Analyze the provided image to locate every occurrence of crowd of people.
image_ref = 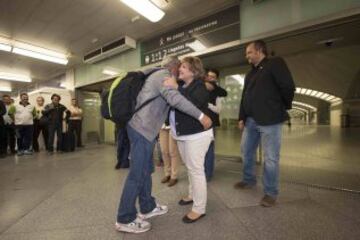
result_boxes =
[114,40,295,233]
[0,39,295,234]
[0,93,84,158]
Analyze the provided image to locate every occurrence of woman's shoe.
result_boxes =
[178,199,193,206]
[182,213,206,224]
[168,179,178,187]
[161,176,170,183]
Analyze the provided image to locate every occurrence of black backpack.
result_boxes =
[100,68,160,127]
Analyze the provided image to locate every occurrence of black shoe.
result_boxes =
[115,163,121,169]
[178,199,193,206]
[182,213,206,224]
[233,181,255,189]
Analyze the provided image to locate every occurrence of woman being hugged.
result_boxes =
[164,56,213,223]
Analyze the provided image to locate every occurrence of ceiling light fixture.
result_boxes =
[0,37,69,65]
[121,0,165,22]
[0,37,12,52]
[102,68,120,76]
[12,41,68,65]
[0,43,11,52]
[0,72,32,82]
[292,101,317,111]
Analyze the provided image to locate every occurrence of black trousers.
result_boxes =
[33,119,49,152]
[68,120,82,147]
[0,125,6,156]
[48,123,62,152]
[4,124,16,153]
[15,125,34,152]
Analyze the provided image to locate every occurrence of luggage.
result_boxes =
[60,123,75,152]
[100,68,160,126]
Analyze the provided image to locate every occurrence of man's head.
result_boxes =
[36,96,45,106]
[71,98,77,106]
[161,55,181,78]
[245,40,267,66]
[20,93,29,104]
[206,68,219,82]
[2,94,11,105]
[51,94,61,105]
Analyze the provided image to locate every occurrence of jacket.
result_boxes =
[129,68,203,142]
[173,79,211,136]
[239,57,295,125]
[42,103,69,125]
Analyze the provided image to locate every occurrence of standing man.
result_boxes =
[33,96,49,152]
[115,56,212,234]
[42,94,69,153]
[2,95,16,155]
[9,93,36,156]
[68,98,84,148]
[204,68,227,182]
[234,40,295,207]
[0,98,6,158]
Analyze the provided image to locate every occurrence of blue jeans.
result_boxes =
[116,125,157,223]
[204,141,215,181]
[116,127,130,168]
[241,118,282,197]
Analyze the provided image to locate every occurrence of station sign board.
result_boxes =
[141,5,240,66]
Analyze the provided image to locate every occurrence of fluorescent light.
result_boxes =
[0,86,11,92]
[0,43,11,52]
[305,89,312,95]
[326,95,335,101]
[186,40,207,52]
[310,90,318,96]
[296,88,301,93]
[0,72,31,82]
[0,37,12,52]
[320,93,329,100]
[315,92,323,98]
[300,88,307,94]
[293,101,317,111]
[331,98,342,103]
[102,68,119,76]
[12,47,68,65]
[121,0,165,22]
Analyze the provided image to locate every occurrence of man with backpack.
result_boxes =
[115,56,212,233]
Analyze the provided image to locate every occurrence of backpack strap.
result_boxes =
[133,68,163,114]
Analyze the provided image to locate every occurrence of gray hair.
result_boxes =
[161,55,180,69]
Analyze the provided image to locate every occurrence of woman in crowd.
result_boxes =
[164,56,213,223]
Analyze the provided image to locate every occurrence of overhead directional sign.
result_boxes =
[141,5,240,66]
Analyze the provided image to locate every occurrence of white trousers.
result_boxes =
[177,135,212,214]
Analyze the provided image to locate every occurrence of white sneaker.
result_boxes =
[138,204,168,220]
[115,217,151,233]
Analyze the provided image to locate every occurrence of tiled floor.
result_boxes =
[215,125,360,191]
[1,136,360,239]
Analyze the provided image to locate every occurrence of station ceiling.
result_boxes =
[0,0,359,99]
[0,0,237,85]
